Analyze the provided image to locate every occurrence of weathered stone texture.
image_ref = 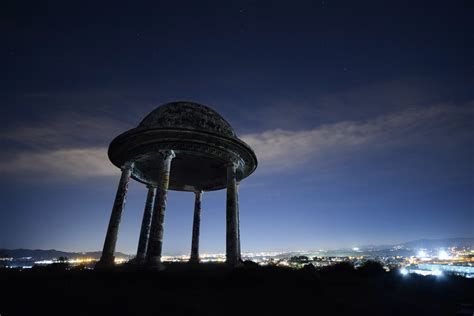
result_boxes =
[97,102,257,269]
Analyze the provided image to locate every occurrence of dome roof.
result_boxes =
[138,101,236,138]
[109,100,257,191]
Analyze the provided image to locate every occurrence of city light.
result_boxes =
[417,250,427,258]
[3,246,473,278]
[114,258,127,264]
[438,250,451,260]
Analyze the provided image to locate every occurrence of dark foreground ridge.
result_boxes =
[1,262,472,316]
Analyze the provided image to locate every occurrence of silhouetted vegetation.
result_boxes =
[320,261,355,276]
[242,260,260,268]
[357,260,386,276]
[31,257,70,272]
[0,263,472,316]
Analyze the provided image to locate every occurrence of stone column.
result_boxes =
[146,150,175,270]
[135,185,157,264]
[236,182,241,258]
[189,190,202,263]
[226,162,241,265]
[96,162,134,268]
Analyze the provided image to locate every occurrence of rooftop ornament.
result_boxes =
[96,101,257,269]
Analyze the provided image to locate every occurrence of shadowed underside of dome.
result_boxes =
[108,101,257,192]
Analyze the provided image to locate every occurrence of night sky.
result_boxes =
[1,1,473,255]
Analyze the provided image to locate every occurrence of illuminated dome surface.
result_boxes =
[138,102,236,138]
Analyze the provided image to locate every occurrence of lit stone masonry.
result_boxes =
[96,101,257,270]
[96,162,134,269]
[189,191,202,263]
[135,185,156,263]
[226,162,241,265]
[146,150,175,270]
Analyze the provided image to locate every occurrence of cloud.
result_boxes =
[241,105,473,172]
[0,112,126,179]
[234,77,456,132]
[0,147,116,178]
[0,112,132,149]
[0,104,471,180]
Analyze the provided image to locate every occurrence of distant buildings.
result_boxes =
[2,245,473,278]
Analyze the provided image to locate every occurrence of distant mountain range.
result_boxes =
[357,237,474,251]
[0,249,131,260]
[1,238,472,261]
[399,237,474,248]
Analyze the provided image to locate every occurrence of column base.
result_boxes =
[226,258,244,267]
[188,257,200,264]
[146,257,166,271]
[95,256,115,270]
[132,255,146,265]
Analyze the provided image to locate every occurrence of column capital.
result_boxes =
[160,150,176,160]
[121,161,135,171]
[225,160,242,170]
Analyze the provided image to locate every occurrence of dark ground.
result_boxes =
[0,262,472,316]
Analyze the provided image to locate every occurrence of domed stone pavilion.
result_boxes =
[96,101,258,269]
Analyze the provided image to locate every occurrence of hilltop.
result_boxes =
[0,262,473,316]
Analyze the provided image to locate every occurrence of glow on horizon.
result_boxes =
[438,250,451,260]
[417,250,427,258]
